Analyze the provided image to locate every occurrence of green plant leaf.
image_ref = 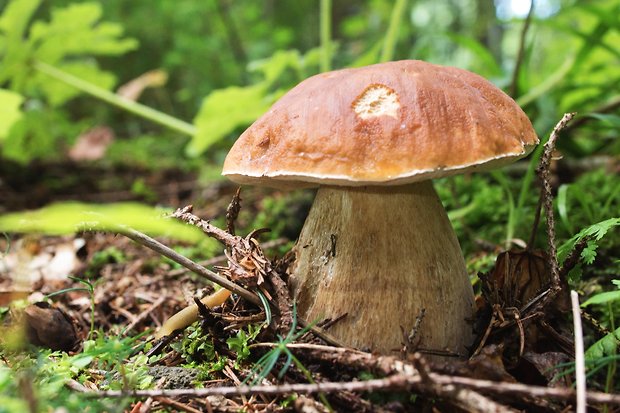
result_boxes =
[558,217,620,264]
[0,89,24,141]
[0,0,40,42]
[0,202,205,243]
[0,0,39,85]
[0,1,137,104]
[582,290,620,307]
[29,3,138,60]
[556,184,572,233]
[248,49,302,84]
[586,113,620,127]
[188,83,276,156]
[585,326,620,360]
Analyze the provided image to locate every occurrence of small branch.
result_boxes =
[226,188,242,236]
[171,205,238,247]
[509,0,536,98]
[72,372,620,406]
[559,238,588,279]
[78,375,413,398]
[166,238,289,278]
[120,228,261,306]
[538,113,575,286]
[527,112,575,314]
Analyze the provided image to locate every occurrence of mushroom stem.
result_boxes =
[290,181,475,356]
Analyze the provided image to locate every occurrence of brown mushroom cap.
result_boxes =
[223,60,538,188]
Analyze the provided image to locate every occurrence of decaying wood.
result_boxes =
[289,181,475,356]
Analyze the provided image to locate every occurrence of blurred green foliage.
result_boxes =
[0,201,205,242]
[1,0,619,160]
[0,0,137,163]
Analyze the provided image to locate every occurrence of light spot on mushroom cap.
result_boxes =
[352,84,400,120]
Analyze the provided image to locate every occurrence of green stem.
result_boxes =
[320,0,332,72]
[380,0,408,62]
[605,302,616,398]
[492,171,516,248]
[34,61,196,136]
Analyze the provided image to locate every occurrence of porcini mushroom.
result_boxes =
[222,60,538,356]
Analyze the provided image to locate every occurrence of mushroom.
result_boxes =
[222,60,538,356]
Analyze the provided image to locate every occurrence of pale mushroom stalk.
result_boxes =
[222,60,539,356]
[290,182,474,355]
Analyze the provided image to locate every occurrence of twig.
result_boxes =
[166,238,289,278]
[120,228,261,306]
[171,206,238,246]
[539,112,575,286]
[509,0,536,97]
[571,291,586,413]
[526,112,575,314]
[155,396,203,413]
[411,354,518,413]
[226,188,242,236]
[559,238,588,279]
[172,205,292,333]
[72,372,620,406]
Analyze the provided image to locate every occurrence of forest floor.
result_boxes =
[1,130,619,412]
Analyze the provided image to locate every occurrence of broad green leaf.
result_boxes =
[0,202,205,243]
[582,290,620,307]
[585,326,620,360]
[188,83,276,156]
[586,113,620,128]
[0,0,39,85]
[556,184,572,233]
[0,1,136,105]
[0,89,24,141]
[30,3,138,60]
[0,0,40,41]
[1,109,84,164]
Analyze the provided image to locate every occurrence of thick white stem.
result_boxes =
[290,181,475,356]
